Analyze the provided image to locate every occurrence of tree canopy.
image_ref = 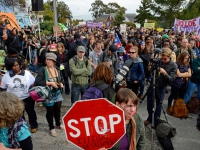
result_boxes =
[89,0,127,19]
[114,9,125,27]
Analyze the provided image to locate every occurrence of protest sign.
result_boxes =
[173,17,200,34]
[120,24,126,33]
[63,98,126,150]
[87,22,104,28]
[144,23,155,28]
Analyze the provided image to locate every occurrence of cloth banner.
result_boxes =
[173,18,200,34]
[87,22,104,28]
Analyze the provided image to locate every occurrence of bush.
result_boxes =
[40,21,54,34]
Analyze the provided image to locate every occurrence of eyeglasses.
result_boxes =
[129,52,136,54]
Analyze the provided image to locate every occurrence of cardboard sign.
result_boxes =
[53,25,62,37]
[63,99,126,150]
[144,23,155,28]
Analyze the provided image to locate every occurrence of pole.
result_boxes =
[53,0,58,26]
[36,12,41,41]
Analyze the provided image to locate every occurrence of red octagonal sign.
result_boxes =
[62,98,126,150]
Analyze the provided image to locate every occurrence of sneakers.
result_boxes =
[31,128,38,133]
[144,120,151,126]
[50,129,57,137]
[167,106,173,115]
[55,124,64,130]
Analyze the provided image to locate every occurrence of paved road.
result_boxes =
[30,85,200,150]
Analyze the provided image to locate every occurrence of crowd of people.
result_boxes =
[0,23,200,150]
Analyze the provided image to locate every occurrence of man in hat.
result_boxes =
[68,32,87,59]
[99,44,118,76]
[69,46,92,104]
[144,48,177,126]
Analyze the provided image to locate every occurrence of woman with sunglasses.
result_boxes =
[127,46,145,95]
[167,51,191,115]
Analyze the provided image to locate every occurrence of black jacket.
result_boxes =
[37,47,47,66]
[68,39,87,59]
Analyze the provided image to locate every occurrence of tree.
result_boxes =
[42,3,54,21]
[106,2,127,14]
[152,0,187,28]
[40,21,54,35]
[134,0,153,25]
[45,0,72,24]
[114,9,125,27]
[89,0,107,19]
[125,22,136,28]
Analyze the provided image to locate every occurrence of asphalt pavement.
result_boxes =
[30,84,200,150]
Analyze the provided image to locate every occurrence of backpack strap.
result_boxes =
[73,56,88,67]
[91,82,110,91]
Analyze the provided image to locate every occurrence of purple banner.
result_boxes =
[87,22,104,28]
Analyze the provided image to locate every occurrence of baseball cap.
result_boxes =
[109,45,117,53]
[77,46,86,52]
[46,53,57,61]
[117,46,124,53]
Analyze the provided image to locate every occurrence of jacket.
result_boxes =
[139,52,150,77]
[111,113,146,150]
[62,50,70,78]
[69,56,92,86]
[130,57,145,82]
[190,57,200,84]
[68,39,87,59]
[34,67,64,86]
[154,60,177,88]
[0,50,6,66]
[37,47,47,66]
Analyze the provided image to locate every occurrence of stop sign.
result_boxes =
[62,98,126,150]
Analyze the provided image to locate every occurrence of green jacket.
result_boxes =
[0,50,6,66]
[69,56,92,86]
[111,113,146,150]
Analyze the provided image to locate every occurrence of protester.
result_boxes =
[99,88,146,150]
[37,39,48,68]
[1,58,38,133]
[99,44,118,76]
[189,40,199,58]
[167,51,191,115]
[69,46,92,104]
[0,92,33,150]
[88,62,116,102]
[34,53,64,137]
[56,42,70,95]
[184,54,200,104]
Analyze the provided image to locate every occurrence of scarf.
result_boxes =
[8,117,27,148]
[129,118,136,150]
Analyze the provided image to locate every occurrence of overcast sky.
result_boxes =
[43,0,142,20]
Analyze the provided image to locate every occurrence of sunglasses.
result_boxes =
[129,52,136,54]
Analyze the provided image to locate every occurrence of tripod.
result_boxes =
[140,69,168,150]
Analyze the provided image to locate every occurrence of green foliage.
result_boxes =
[40,21,54,35]
[125,22,136,28]
[114,9,125,27]
[89,0,127,19]
[71,19,84,25]
[135,0,154,25]
[152,0,186,28]
[42,0,72,24]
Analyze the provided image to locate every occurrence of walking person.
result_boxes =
[34,53,64,137]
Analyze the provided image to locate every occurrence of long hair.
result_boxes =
[91,62,113,85]
[56,42,65,53]
[0,92,24,128]
[177,51,190,66]
[138,42,148,55]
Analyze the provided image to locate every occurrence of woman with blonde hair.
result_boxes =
[56,42,70,95]
[82,62,116,102]
[0,92,33,150]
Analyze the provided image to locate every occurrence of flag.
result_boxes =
[115,33,122,49]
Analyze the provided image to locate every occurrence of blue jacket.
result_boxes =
[130,57,145,82]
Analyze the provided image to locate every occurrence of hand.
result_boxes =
[160,68,167,75]
[133,81,138,84]
[51,82,58,88]
[98,148,107,150]
[60,83,64,88]
[198,67,200,70]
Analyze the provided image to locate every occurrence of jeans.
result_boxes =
[29,49,37,64]
[147,86,166,122]
[22,96,38,129]
[184,81,200,103]
[139,79,145,95]
[71,83,88,103]
[61,70,70,95]
[168,84,187,106]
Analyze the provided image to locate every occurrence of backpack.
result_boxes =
[172,98,189,118]
[187,97,200,114]
[155,118,177,140]
[81,82,110,100]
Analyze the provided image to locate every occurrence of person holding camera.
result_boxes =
[34,53,64,137]
[144,48,177,126]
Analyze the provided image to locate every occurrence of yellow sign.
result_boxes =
[157,28,164,32]
[144,23,155,28]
